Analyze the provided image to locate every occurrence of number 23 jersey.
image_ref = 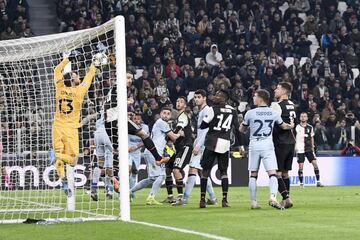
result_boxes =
[203,104,239,153]
[243,106,283,150]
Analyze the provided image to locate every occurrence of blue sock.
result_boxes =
[129,173,137,190]
[149,176,165,197]
[184,174,196,200]
[131,178,154,193]
[207,178,216,200]
[105,176,114,192]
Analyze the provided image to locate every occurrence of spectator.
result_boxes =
[206,44,222,67]
[340,140,360,156]
[334,119,350,150]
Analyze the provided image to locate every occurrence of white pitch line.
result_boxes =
[129,220,234,240]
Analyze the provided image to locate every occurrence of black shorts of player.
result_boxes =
[201,148,229,173]
[128,119,142,135]
[275,144,295,171]
[297,152,316,163]
[166,145,192,170]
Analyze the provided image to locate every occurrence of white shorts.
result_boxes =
[129,151,141,170]
[143,149,165,177]
[189,146,204,170]
[95,130,113,168]
[248,149,278,172]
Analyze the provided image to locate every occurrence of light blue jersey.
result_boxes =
[95,110,106,133]
[128,124,149,155]
[243,106,283,150]
[195,105,210,147]
[151,118,171,156]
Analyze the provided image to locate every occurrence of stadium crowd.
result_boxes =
[56,1,360,152]
[0,0,33,40]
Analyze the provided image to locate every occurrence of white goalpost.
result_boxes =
[0,16,130,224]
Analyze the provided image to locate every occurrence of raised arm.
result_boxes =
[54,58,70,86]
[79,64,97,93]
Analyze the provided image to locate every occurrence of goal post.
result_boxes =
[0,16,130,224]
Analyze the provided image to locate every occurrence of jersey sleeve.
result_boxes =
[79,64,96,94]
[271,102,282,114]
[203,107,214,123]
[274,111,284,125]
[160,120,171,133]
[243,111,251,126]
[177,112,189,129]
[310,125,315,137]
[54,58,70,88]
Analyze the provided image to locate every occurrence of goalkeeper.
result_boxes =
[49,53,99,197]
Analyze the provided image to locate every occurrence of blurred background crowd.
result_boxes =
[1,0,360,156]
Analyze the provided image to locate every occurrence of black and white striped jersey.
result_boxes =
[295,123,314,153]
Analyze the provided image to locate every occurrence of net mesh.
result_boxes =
[0,19,121,223]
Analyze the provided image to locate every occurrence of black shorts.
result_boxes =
[128,119,142,135]
[275,144,295,171]
[166,145,192,170]
[297,152,316,163]
[201,148,229,173]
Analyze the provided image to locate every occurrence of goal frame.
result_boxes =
[0,16,130,224]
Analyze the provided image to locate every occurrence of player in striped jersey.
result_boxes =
[179,90,217,205]
[295,112,324,188]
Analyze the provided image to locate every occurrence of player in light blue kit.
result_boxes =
[128,113,149,198]
[182,89,217,205]
[130,107,183,205]
[240,90,294,210]
[91,108,114,201]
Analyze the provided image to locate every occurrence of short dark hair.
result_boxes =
[161,106,172,112]
[255,89,270,104]
[217,89,230,101]
[278,82,293,94]
[177,96,187,104]
[194,89,206,97]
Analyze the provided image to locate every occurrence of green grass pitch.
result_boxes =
[1,186,360,240]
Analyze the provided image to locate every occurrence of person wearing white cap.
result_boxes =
[206,44,223,67]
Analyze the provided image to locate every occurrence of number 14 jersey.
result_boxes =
[203,104,239,153]
[243,106,283,150]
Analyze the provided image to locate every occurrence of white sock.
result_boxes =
[249,177,257,202]
[269,175,278,201]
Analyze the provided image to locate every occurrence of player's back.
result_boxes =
[271,100,296,145]
[129,124,149,154]
[245,106,282,150]
[151,118,170,156]
[205,104,238,153]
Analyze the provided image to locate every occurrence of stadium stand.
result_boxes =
[14,0,358,152]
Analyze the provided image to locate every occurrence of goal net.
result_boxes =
[0,16,130,224]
